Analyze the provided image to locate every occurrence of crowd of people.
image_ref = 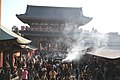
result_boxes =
[0,51,120,80]
[0,52,78,80]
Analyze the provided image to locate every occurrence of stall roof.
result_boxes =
[26,45,38,50]
[87,47,120,59]
[20,44,37,50]
[0,25,31,44]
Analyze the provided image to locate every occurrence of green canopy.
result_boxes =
[0,25,31,44]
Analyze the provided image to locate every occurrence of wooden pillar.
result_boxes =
[9,51,13,67]
[0,52,3,68]
[3,51,6,68]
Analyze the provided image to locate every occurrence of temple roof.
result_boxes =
[87,48,120,59]
[16,5,92,25]
[0,25,31,44]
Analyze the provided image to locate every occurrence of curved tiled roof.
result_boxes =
[16,5,92,25]
[87,48,120,59]
[0,25,31,44]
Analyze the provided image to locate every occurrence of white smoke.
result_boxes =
[61,24,108,62]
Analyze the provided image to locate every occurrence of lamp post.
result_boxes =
[0,0,1,24]
[0,0,3,68]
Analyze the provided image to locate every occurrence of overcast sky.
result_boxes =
[1,0,120,34]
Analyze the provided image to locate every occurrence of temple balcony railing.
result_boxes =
[19,29,81,37]
[21,27,64,32]
[19,30,63,37]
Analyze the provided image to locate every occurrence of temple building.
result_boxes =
[0,25,31,68]
[107,32,120,50]
[16,5,92,53]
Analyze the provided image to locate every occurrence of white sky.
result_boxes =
[1,0,120,33]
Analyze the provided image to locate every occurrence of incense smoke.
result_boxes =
[61,24,108,62]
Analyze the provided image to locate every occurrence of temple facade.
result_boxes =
[107,32,120,49]
[16,5,92,53]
